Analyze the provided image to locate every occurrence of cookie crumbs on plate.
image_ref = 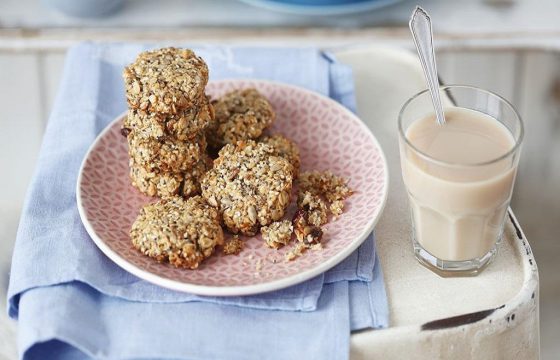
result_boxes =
[310,243,323,251]
[299,170,354,204]
[297,191,328,226]
[266,254,280,264]
[284,240,323,262]
[292,210,323,246]
[285,243,308,262]
[223,235,244,255]
[330,200,345,217]
[261,220,293,249]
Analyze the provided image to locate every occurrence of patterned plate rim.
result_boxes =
[76,79,389,296]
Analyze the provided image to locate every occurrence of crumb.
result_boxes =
[297,191,328,226]
[261,220,293,249]
[330,200,344,217]
[285,243,308,262]
[292,209,323,246]
[266,254,280,264]
[283,232,324,262]
[299,171,353,203]
[310,243,323,251]
[298,171,353,218]
[223,235,244,255]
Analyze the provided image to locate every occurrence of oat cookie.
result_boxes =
[201,140,293,236]
[181,154,213,198]
[259,134,300,177]
[127,133,207,172]
[124,47,209,114]
[130,163,183,198]
[207,89,275,147]
[130,154,212,198]
[130,196,224,269]
[261,220,293,249]
[124,95,213,141]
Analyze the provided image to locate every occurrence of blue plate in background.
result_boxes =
[237,0,404,15]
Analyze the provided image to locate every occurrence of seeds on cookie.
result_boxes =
[201,140,293,236]
[130,196,224,269]
[129,163,184,198]
[259,134,301,177]
[129,154,212,199]
[207,88,275,148]
[124,95,213,141]
[127,133,207,173]
[180,154,213,198]
[123,47,209,114]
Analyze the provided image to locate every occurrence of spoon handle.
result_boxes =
[409,6,446,125]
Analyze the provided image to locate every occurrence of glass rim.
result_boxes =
[398,85,524,168]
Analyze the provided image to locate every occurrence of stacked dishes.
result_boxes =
[122,47,213,198]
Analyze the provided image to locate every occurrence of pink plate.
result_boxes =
[77,79,388,296]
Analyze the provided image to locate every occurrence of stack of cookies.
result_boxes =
[122,47,213,198]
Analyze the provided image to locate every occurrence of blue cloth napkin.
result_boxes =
[8,43,388,359]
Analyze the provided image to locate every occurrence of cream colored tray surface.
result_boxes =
[334,46,539,360]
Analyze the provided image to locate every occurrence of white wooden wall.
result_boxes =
[1,48,559,359]
[437,50,560,360]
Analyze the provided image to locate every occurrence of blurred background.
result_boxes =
[0,0,558,359]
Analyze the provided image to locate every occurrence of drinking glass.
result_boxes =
[398,85,524,276]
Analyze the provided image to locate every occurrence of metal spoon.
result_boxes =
[409,6,446,125]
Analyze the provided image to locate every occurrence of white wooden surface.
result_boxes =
[0,37,559,360]
[1,0,560,34]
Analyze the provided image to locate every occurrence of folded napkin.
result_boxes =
[8,43,388,359]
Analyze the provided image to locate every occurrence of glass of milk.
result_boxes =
[398,85,524,276]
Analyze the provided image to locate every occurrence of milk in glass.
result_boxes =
[401,107,517,261]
